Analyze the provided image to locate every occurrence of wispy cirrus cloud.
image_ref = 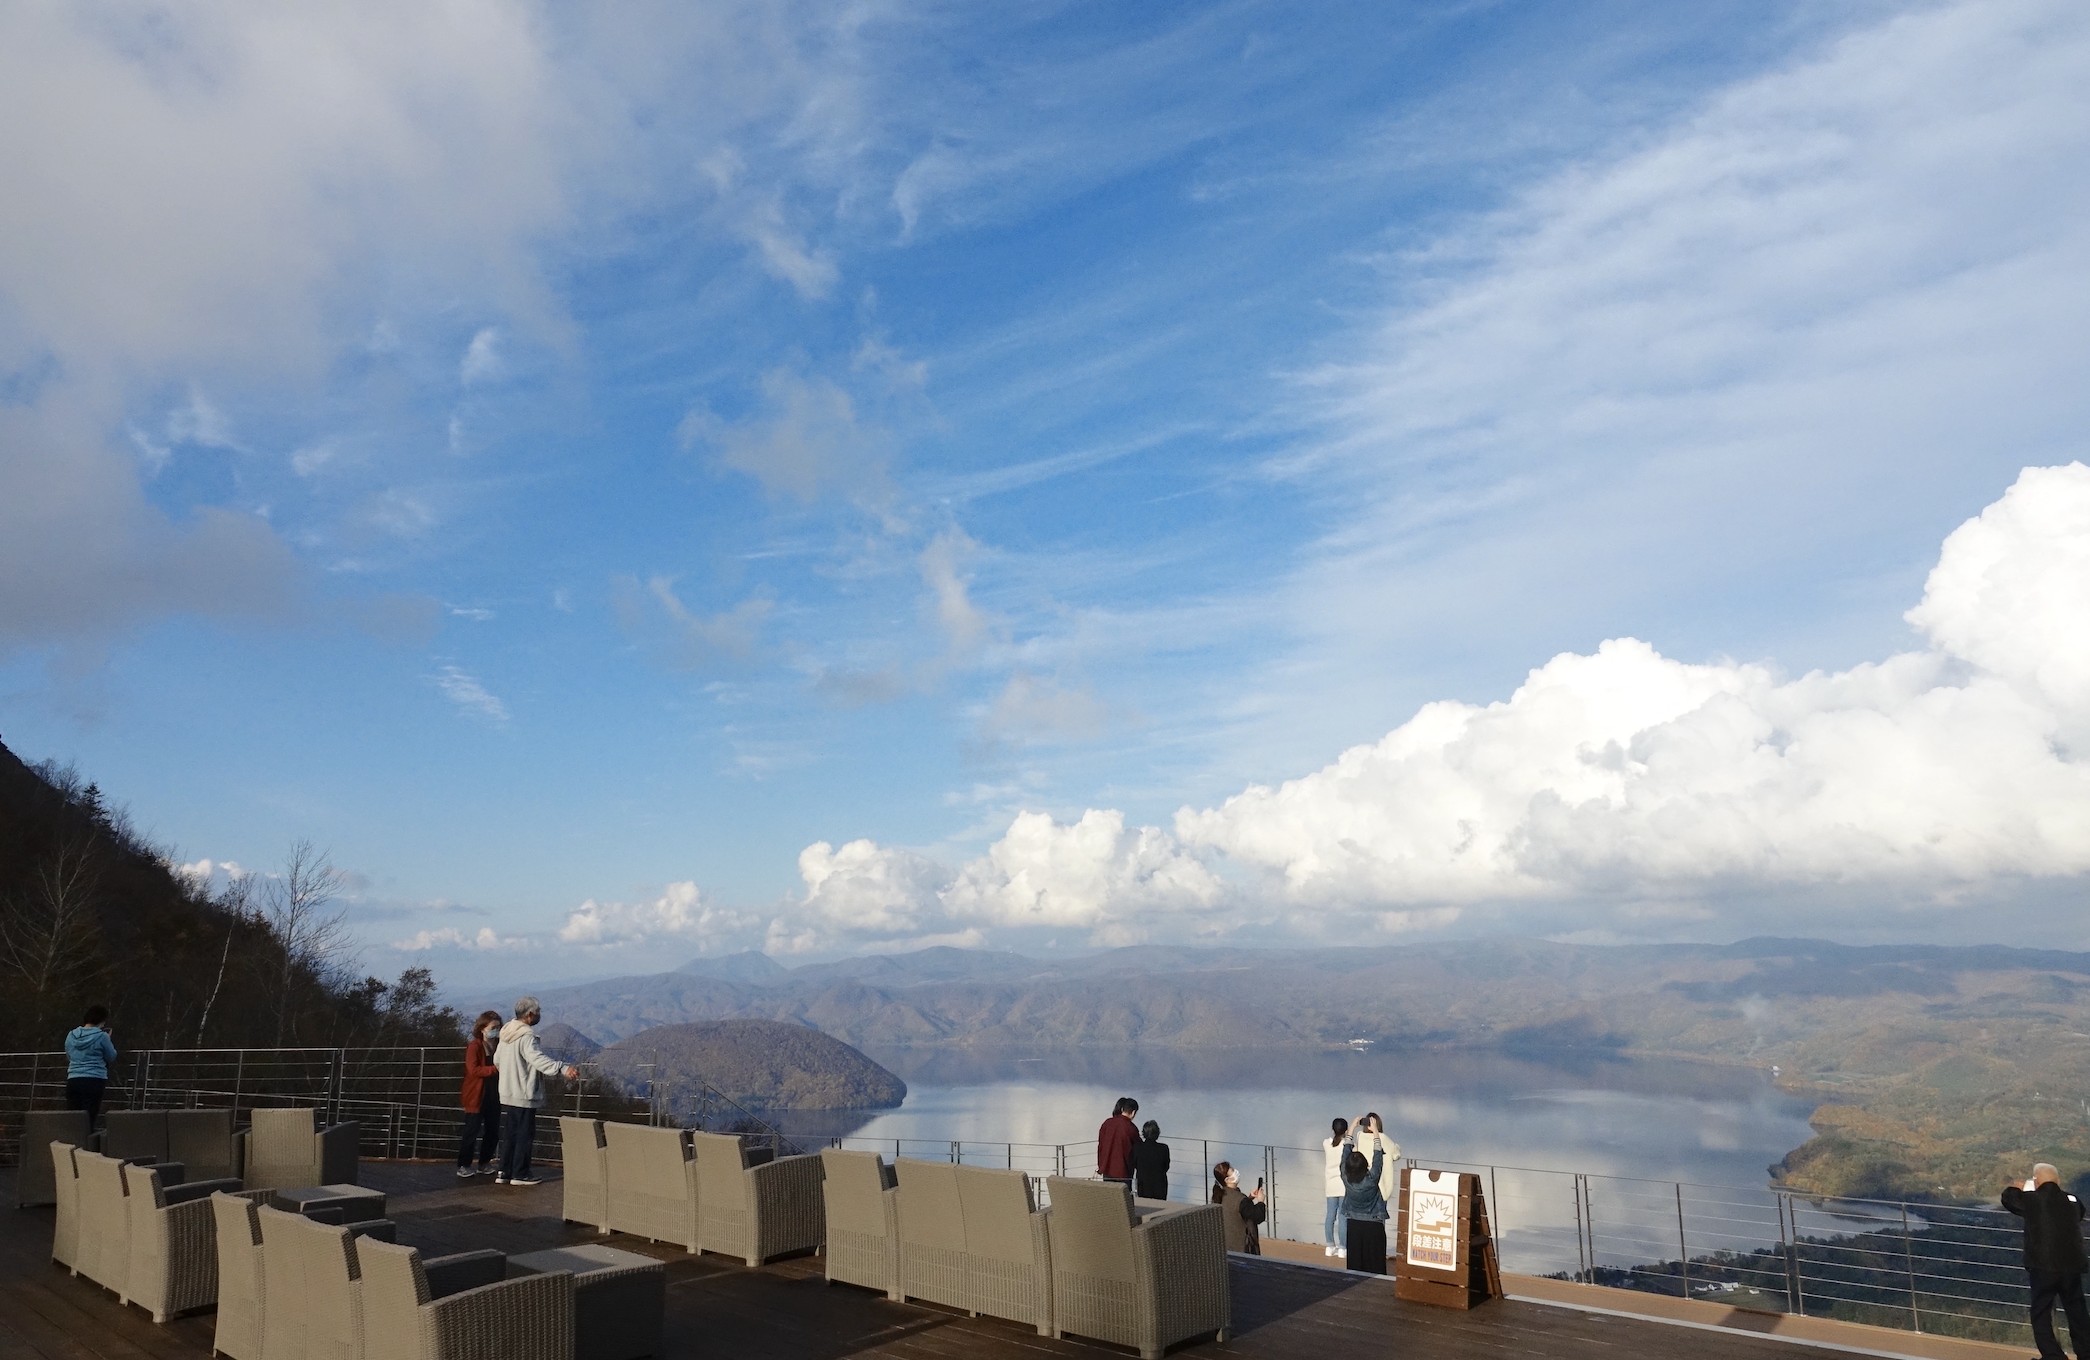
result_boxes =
[431,665,509,724]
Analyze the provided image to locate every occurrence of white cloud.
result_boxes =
[919,528,990,658]
[682,367,892,506]
[789,464,2090,946]
[1182,464,2090,908]
[459,327,504,385]
[946,809,1223,942]
[1251,0,2090,776]
[611,575,771,670]
[432,665,509,724]
[556,881,748,947]
[390,926,531,952]
[797,839,953,937]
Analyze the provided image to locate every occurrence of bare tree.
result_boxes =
[195,871,252,1046]
[262,841,351,1045]
[0,827,105,1036]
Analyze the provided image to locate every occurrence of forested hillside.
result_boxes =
[0,736,460,1052]
[597,1019,905,1111]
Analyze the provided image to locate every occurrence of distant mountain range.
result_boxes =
[490,937,2090,1200]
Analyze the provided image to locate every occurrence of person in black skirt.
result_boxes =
[1131,1119,1171,1200]
[1340,1141,1390,1273]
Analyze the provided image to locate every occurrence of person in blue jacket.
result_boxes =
[64,1005,118,1130]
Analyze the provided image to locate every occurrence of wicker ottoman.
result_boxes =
[272,1183,387,1223]
[506,1244,666,1360]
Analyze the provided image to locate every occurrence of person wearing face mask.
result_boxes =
[1210,1161,1267,1255]
[455,1010,503,1177]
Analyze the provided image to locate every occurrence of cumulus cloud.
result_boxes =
[781,464,2090,947]
[390,926,531,952]
[557,881,750,947]
[797,840,954,938]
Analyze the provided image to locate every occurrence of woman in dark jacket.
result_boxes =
[1340,1142,1390,1273]
[455,1010,502,1177]
[1131,1119,1171,1200]
[1211,1161,1267,1255]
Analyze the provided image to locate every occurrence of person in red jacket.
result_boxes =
[455,1010,503,1178]
[1097,1096,1140,1184]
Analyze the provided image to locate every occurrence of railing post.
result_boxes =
[328,1050,345,1126]
[233,1050,244,1115]
[1265,1145,1278,1240]
[1572,1174,1588,1282]
[413,1048,427,1160]
[950,1140,960,1165]
[1902,1202,1920,1331]
[1055,1144,1065,1177]
[1675,1182,1689,1297]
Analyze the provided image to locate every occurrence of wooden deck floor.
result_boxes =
[0,1163,1862,1360]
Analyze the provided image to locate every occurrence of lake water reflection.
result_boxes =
[771,1046,1822,1275]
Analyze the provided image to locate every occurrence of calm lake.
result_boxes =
[771,1046,1837,1275]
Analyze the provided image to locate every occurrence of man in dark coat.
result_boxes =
[2002,1162,2090,1360]
[1096,1096,1139,1185]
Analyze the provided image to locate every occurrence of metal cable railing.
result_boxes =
[0,1048,2043,1346]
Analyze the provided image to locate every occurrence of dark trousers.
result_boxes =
[1346,1218,1388,1275]
[498,1106,537,1180]
[2029,1269,2090,1360]
[65,1077,106,1129]
[458,1107,500,1168]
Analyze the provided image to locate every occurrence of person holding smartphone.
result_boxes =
[1210,1161,1267,1255]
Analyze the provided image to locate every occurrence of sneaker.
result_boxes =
[1336,1247,1347,1258]
[493,1176,509,1185]
[472,1165,494,1176]
[507,1176,541,1187]
[455,1167,475,1179]
[1324,1246,1337,1257]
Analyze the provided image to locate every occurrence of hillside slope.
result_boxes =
[0,736,459,1052]
[598,1019,905,1110]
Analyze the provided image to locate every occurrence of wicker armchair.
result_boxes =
[243,1107,360,1192]
[955,1164,1054,1335]
[123,1162,246,1321]
[255,1204,400,1360]
[74,1150,135,1295]
[690,1130,824,1266]
[358,1238,576,1360]
[819,1148,899,1298]
[895,1159,969,1312]
[213,1192,267,1360]
[1043,1177,1229,1360]
[600,1123,698,1252]
[50,1141,83,1271]
[18,1110,91,1207]
[559,1118,609,1232]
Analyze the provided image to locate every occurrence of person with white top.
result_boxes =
[1356,1111,1401,1201]
[492,996,577,1187]
[1322,1117,1353,1257]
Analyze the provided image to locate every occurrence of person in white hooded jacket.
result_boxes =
[493,996,576,1186]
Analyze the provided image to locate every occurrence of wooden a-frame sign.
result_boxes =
[1394,1167,1502,1310]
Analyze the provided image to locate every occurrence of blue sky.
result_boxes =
[4,0,2089,990]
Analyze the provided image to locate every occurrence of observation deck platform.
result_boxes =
[0,1162,2015,1360]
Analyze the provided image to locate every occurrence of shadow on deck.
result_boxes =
[0,1163,1866,1360]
